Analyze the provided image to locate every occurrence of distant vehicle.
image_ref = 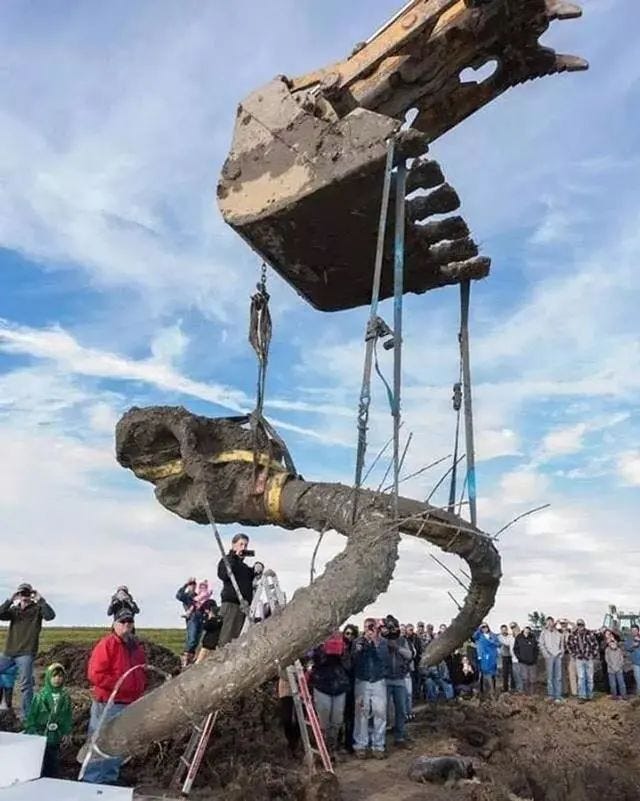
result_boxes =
[603,605,639,634]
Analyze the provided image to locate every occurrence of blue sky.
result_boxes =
[0,0,638,630]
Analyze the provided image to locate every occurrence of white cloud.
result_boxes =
[618,452,640,486]
[150,322,189,365]
[541,423,588,458]
[499,469,550,506]
[0,318,348,443]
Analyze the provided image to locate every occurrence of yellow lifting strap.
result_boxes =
[133,449,287,481]
[132,449,290,524]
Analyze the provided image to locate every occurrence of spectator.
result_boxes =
[624,625,640,695]
[195,600,223,663]
[453,654,478,699]
[352,618,387,759]
[567,619,599,702]
[381,615,412,749]
[0,661,17,711]
[604,633,627,700]
[176,578,202,668]
[404,623,420,719]
[0,583,55,719]
[509,622,523,692]
[473,623,500,695]
[106,586,140,620]
[424,660,454,702]
[277,669,300,756]
[559,619,577,697]
[498,624,515,693]
[514,625,538,695]
[310,633,350,754]
[341,624,358,754]
[217,533,256,647]
[24,663,72,778]
[82,609,146,785]
[194,580,213,609]
[539,616,563,702]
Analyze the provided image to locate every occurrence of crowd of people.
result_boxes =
[290,614,640,760]
[2,536,640,782]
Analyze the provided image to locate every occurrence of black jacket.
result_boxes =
[202,616,223,650]
[107,595,140,618]
[217,554,255,604]
[514,633,539,666]
[311,648,350,697]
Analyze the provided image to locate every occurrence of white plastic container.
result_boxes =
[0,732,46,788]
[0,778,133,800]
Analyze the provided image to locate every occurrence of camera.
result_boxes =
[380,614,400,639]
[244,549,255,558]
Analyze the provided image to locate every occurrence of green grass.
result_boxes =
[36,627,185,655]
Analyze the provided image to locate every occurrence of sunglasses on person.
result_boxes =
[118,618,134,624]
[344,631,355,637]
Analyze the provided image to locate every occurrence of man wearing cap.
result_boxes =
[567,618,599,701]
[217,533,256,647]
[82,609,146,784]
[0,582,55,719]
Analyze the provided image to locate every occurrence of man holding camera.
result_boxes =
[217,533,256,648]
[380,615,412,749]
[352,617,388,758]
[0,582,56,719]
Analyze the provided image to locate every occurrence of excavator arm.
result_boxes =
[290,0,585,141]
[218,0,586,311]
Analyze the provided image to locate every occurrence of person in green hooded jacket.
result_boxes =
[24,662,73,778]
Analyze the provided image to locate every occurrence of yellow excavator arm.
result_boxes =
[218,0,586,311]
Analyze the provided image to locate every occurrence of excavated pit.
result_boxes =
[3,645,639,801]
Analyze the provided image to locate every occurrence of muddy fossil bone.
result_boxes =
[217,0,586,311]
[92,406,501,758]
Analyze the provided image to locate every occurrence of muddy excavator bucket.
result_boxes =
[218,0,586,311]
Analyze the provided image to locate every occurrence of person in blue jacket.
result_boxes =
[624,624,640,695]
[473,622,500,695]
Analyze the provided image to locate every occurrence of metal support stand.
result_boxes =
[392,160,407,518]
[459,280,477,527]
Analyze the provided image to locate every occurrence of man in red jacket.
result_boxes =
[82,609,146,785]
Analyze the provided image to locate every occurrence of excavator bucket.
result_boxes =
[218,0,586,311]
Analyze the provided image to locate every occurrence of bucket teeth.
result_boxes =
[414,217,470,246]
[406,159,445,194]
[554,53,589,73]
[407,184,460,222]
[546,0,583,21]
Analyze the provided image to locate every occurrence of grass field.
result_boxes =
[36,627,185,654]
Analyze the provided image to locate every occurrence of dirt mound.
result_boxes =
[36,639,180,689]
[340,695,640,801]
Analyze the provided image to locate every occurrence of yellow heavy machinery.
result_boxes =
[217,0,586,311]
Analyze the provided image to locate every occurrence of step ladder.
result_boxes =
[286,660,333,774]
[244,568,287,631]
[171,710,219,797]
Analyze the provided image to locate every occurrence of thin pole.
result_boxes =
[392,160,407,517]
[354,140,396,496]
[459,280,477,527]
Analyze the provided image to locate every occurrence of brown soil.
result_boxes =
[5,643,640,800]
[339,695,640,801]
